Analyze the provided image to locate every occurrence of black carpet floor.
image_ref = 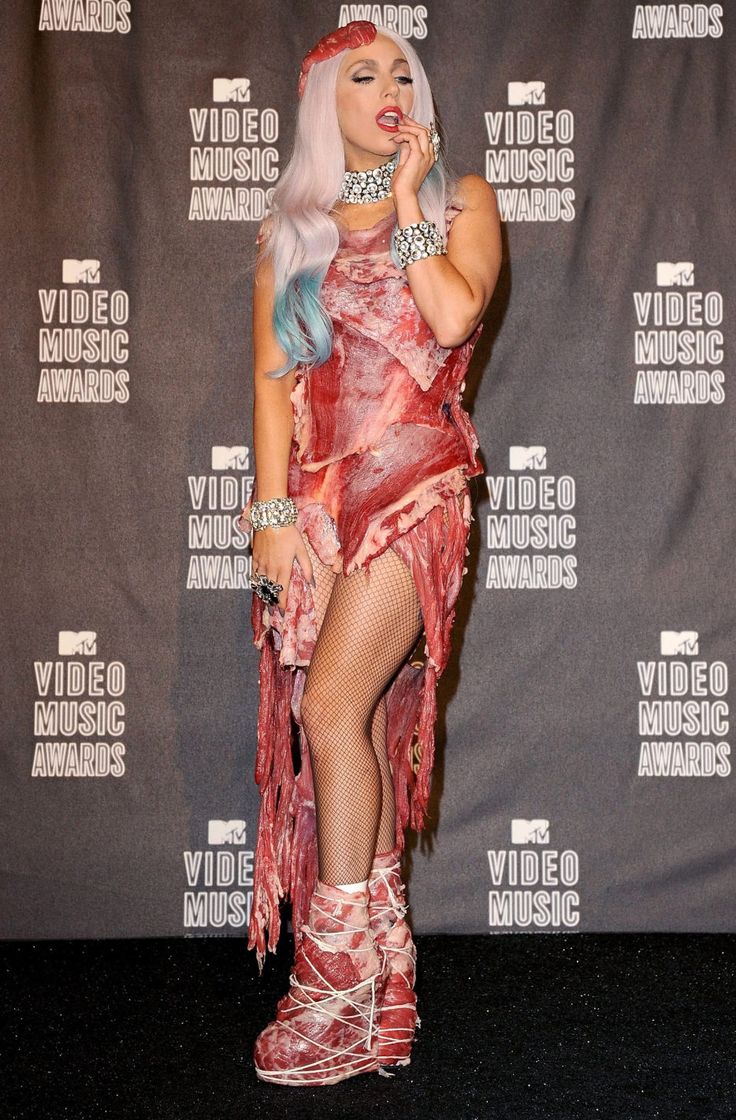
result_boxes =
[4,933,735,1120]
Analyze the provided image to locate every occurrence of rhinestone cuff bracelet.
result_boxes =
[394,219,447,270]
[249,496,298,532]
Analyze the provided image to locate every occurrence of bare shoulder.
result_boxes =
[453,173,498,215]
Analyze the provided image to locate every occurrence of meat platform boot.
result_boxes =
[368,847,421,1073]
[253,879,387,1086]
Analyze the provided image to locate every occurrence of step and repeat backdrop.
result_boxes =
[1,2,733,940]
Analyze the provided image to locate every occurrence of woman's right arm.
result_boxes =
[250,231,315,612]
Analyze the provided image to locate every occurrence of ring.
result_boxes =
[249,570,284,606]
[428,122,440,160]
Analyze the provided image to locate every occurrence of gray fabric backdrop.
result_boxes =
[1,2,733,940]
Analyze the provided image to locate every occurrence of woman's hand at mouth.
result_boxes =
[389,114,436,202]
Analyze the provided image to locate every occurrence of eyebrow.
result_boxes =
[347,58,409,71]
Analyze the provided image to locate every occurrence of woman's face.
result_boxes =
[336,33,415,170]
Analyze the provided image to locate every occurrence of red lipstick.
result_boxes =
[375,105,403,132]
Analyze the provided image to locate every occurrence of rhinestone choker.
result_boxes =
[338,154,398,204]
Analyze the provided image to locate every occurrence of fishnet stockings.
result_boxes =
[299,536,424,886]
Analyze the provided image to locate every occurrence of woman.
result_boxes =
[238,20,501,1085]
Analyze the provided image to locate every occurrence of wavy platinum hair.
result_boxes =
[251,25,461,379]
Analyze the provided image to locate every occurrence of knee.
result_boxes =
[300,679,370,756]
[300,676,331,748]
[300,680,340,747]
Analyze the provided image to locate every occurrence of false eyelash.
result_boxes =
[352,75,414,84]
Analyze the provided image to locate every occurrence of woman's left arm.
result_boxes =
[395,173,502,349]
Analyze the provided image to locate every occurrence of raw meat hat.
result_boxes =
[298,20,377,99]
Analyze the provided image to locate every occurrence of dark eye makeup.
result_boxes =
[352,75,413,85]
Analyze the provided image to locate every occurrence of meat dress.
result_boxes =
[238,198,484,972]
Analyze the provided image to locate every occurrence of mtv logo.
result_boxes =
[208,819,247,845]
[660,630,698,656]
[511,818,549,844]
[62,259,100,284]
[508,81,545,106]
[211,445,248,471]
[509,445,546,470]
[656,261,694,287]
[58,630,97,656]
[212,78,250,102]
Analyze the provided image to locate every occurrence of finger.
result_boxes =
[414,126,430,157]
[395,117,431,144]
[404,118,433,156]
[395,130,428,165]
[295,541,316,588]
[391,123,424,141]
[391,128,421,152]
[392,137,411,167]
[276,569,289,613]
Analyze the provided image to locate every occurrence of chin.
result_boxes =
[344,134,396,164]
[372,140,397,157]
